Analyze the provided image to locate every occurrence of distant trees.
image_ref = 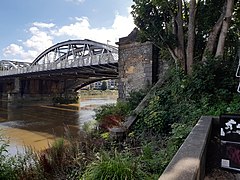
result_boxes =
[101,81,107,91]
[131,0,240,75]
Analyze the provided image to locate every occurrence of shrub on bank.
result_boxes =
[94,89,148,132]
[0,134,17,179]
[95,102,132,131]
[0,131,108,180]
[81,151,145,180]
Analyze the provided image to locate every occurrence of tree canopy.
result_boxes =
[131,0,240,74]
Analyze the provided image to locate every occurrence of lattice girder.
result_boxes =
[31,39,118,66]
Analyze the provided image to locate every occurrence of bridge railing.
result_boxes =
[0,53,118,77]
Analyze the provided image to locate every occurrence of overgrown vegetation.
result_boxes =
[94,89,148,131]
[92,54,240,178]
[0,134,16,180]
[82,150,146,180]
[135,57,240,134]
[0,131,107,180]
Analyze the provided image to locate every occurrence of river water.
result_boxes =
[0,94,117,155]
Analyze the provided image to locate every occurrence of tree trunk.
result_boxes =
[186,0,197,75]
[215,0,234,57]
[202,3,226,61]
[176,0,186,72]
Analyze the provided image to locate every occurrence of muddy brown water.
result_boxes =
[0,95,117,155]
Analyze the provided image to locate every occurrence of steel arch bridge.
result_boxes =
[0,39,118,79]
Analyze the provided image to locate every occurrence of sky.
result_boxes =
[0,0,135,62]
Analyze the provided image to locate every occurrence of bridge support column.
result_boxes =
[8,77,21,101]
[117,29,160,100]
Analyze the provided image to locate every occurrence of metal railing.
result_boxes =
[0,53,118,77]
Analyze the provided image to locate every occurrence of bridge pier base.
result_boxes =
[0,78,79,104]
[3,77,22,102]
[7,93,21,101]
[117,29,160,100]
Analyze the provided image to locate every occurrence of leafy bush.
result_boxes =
[35,133,105,179]
[136,95,172,134]
[81,151,145,180]
[127,88,149,110]
[0,134,18,180]
[95,102,132,131]
[94,88,148,132]
[134,56,239,135]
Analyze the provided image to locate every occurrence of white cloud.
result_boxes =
[55,11,135,44]
[65,0,85,4]
[3,23,54,62]
[112,11,135,42]
[3,44,24,57]
[24,26,53,52]
[55,17,90,38]
[3,44,38,62]
[2,6,135,62]
[33,22,55,29]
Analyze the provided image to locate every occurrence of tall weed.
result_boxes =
[81,151,145,180]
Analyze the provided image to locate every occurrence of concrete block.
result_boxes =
[159,116,213,180]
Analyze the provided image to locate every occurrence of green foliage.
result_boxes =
[132,0,178,47]
[0,132,49,179]
[94,87,147,132]
[0,134,18,180]
[100,132,110,140]
[0,130,109,180]
[134,56,239,135]
[81,151,145,180]
[94,102,132,131]
[167,123,192,151]
[127,88,148,110]
[82,121,97,133]
[187,57,237,102]
[95,102,131,122]
[128,55,240,176]
[132,0,240,61]
[11,149,46,180]
[139,142,167,176]
[136,95,170,133]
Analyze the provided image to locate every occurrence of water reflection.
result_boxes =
[0,94,117,154]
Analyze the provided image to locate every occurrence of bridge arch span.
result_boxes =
[31,39,118,66]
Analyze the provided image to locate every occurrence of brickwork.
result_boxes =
[118,40,159,99]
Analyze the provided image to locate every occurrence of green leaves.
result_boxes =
[0,133,17,180]
[81,151,145,180]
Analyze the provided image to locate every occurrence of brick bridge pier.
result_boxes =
[117,28,167,100]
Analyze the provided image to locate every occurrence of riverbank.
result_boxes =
[79,89,118,97]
